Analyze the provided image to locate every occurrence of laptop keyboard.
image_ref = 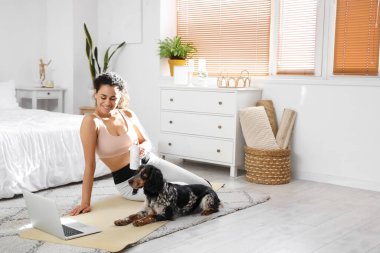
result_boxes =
[62,225,83,237]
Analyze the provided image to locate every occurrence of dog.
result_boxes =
[114,164,221,227]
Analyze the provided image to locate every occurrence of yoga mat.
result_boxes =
[19,183,224,252]
[256,100,278,136]
[239,106,279,149]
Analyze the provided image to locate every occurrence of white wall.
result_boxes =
[73,0,98,114]
[111,0,161,153]
[46,0,74,113]
[0,0,46,85]
[0,0,96,113]
[256,79,380,192]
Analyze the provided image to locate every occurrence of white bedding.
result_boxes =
[0,108,110,199]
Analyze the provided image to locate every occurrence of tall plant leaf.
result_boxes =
[103,47,111,72]
[90,58,96,82]
[108,42,126,61]
[84,23,126,81]
[85,39,91,58]
[84,23,93,50]
[94,47,101,74]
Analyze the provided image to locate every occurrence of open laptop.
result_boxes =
[23,190,101,240]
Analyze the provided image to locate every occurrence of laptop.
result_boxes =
[23,190,101,240]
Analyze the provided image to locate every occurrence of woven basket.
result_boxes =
[244,146,291,185]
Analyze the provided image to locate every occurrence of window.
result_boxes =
[276,0,320,75]
[175,0,380,79]
[333,0,380,75]
[177,0,271,76]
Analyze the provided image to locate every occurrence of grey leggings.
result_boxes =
[115,153,209,201]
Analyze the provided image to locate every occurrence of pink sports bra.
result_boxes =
[93,110,138,159]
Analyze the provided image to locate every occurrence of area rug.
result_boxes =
[0,177,269,253]
[130,187,270,248]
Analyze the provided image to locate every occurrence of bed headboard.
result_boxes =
[0,80,20,109]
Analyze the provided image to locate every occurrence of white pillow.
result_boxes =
[0,80,20,109]
[239,106,279,150]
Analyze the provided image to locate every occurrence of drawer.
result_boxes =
[159,133,233,164]
[161,90,235,115]
[35,90,61,99]
[161,111,235,138]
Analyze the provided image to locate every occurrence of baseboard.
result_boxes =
[295,171,380,192]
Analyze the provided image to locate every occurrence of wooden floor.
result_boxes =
[126,159,380,253]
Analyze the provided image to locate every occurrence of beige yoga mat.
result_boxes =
[19,183,224,252]
[256,100,278,136]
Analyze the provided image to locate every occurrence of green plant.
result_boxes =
[159,36,197,60]
[84,23,126,82]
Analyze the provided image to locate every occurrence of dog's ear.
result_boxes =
[143,165,165,196]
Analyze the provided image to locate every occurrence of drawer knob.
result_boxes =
[218,125,222,129]
[170,98,174,102]
[218,101,222,105]
[169,120,173,124]
[47,92,50,95]
[217,149,221,153]
[168,142,172,146]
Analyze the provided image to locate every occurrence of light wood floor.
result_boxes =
[126,159,380,253]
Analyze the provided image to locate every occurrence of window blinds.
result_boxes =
[276,0,319,75]
[334,0,380,75]
[177,0,271,76]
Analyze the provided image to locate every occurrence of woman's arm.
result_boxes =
[69,115,98,216]
[125,109,152,156]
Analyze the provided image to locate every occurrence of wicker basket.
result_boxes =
[244,146,291,185]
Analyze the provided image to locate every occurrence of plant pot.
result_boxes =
[168,59,186,76]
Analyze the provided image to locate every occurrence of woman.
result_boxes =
[69,72,209,216]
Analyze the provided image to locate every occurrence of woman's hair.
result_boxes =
[94,72,129,108]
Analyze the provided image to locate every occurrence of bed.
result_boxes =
[0,80,109,199]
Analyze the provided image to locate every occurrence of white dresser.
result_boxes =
[159,86,262,177]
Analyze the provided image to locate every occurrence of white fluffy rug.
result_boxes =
[0,176,269,253]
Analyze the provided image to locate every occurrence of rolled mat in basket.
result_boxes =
[244,146,291,185]
[256,100,278,136]
[239,106,279,150]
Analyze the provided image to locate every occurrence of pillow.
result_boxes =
[239,106,279,150]
[0,80,20,109]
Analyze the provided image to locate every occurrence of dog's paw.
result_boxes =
[201,209,218,216]
[133,219,146,227]
[114,218,131,226]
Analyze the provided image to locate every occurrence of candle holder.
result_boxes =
[217,70,251,88]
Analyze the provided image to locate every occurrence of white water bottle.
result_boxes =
[130,142,140,170]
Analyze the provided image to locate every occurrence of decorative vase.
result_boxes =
[168,59,186,76]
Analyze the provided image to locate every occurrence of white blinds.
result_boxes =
[177,0,271,76]
[334,0,380,75]
[277,0,318,75]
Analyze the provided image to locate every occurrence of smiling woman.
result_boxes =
[69,72,211,217]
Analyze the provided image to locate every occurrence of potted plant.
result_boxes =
[84,23,126,85]
[159,36,197,76]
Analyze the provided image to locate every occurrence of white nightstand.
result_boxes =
[16,87,65,112]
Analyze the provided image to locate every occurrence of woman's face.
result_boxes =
[94,84,121,114]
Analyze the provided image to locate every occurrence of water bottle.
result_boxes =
[130,142,140,170]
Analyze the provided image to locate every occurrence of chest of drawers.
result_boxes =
[159,86,262,177]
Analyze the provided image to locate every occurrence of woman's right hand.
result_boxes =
[69,204,91,216]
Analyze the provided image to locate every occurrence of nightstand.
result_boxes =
[16,87,65,112]
[79,106,96,115]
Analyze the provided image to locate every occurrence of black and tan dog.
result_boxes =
[114,164,221,227]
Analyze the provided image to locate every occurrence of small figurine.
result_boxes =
[39,59,52,84]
